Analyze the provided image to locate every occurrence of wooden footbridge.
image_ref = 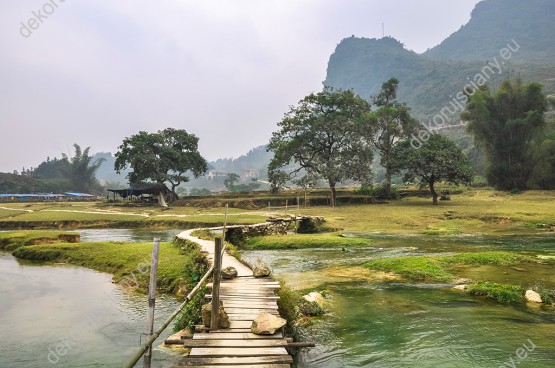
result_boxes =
[123,222,313,368]
[175,229,300,367]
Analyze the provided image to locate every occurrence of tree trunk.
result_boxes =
[429,180,438,205]
[385,148,392,199]
[329,181,337,207]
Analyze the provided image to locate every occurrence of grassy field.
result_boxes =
[0,201,266,228]
[2,189,555,234]
[295,189,555,235]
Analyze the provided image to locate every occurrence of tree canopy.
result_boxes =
[114,128,208,202]
[267,88,374,205]
[61,144,104,193]
[392,133,474,204]
[365,77,419,198]
[461,79,547,190]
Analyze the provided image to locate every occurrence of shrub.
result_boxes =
[466,282,525,303]
[354,185,399,199]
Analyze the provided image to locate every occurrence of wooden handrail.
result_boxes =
[123,263,214,368]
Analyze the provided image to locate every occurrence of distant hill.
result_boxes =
[324,0,555,121]
[424,0,555,62]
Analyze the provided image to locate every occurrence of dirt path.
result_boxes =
[176,229,252,277]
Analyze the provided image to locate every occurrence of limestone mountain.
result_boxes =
[424,0,555,62]
[324,0,555,121]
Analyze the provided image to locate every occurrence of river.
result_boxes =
[1,230,554,367]
[241,234,555,368]
[0,229,183,368]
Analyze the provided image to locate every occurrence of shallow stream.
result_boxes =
[241,233,555,367]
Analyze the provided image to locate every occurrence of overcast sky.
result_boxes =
[0,0,481,173]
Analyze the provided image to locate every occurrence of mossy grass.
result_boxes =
[0,230,79,251]
[13,238,209,294]
[363,251,537,282]
[243,233,370,250]
[466,282,525,303]
[364,256,453,281]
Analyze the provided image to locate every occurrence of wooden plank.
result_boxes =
[193,332,283,340]
[222,302,278,308]
[178,355,293,365]
[178,364,289,368]
[225,308,280,315]
[189,347,289,357]
[206,279,279,288]
[184,339,291,348]
[228,321,255,329]
[209,283,280,288]
[227,314,276,321]
[207,328,253,333]
[220,290,277,295]
[208,295,280,300]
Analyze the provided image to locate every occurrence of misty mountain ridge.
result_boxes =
[324,0,555,121]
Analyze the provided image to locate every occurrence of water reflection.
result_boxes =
[79,229,181,243]
[0,252,182,368]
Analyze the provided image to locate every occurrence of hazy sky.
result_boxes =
[0,0,481,173]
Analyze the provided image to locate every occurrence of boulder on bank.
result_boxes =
[253,265,271,278]
[525,289,542,303]
[297,291,326,316]
[221,266,238,279]
[251,312,286,335]
[201,302,230,329]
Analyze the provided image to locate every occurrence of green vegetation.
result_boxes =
[364,256,452,281]
[462,79,550,190]
[244,233,370,250]
[114,128,208,202]
[466,282,525,303]
[0,230,79,251]
[365,77,419,197]
[267,88,374,204]
[61,144,105,194]
[363,251,535,282]
[424,0,555,63]
[2,144,104,194]
[173,287,206,331]
[392,133,474,204]
[13,238,209,294]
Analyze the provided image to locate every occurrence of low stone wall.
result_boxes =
[224,216,326,244]
[225,221,290,245]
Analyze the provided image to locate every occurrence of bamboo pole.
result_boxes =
[123,264,214,368]
[143,239,160,368]
[210,238,223,331]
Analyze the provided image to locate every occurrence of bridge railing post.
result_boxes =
[210,237,223,330]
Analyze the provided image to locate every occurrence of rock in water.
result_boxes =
[253,265,271,278]
[251,312,286,335]
[525,290,542,303]
[221,266,238,279]
[201,302,230,329]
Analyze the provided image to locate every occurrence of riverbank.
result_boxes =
[1,230,208,295]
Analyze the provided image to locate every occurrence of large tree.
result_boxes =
[461,79,547,190]
[392,133,473,205]
[365,78,419,198]
[267,88,374,205]
[61,144,105,193]
[114,128,208,202]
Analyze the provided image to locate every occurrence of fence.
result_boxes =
[123,253,214,368]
